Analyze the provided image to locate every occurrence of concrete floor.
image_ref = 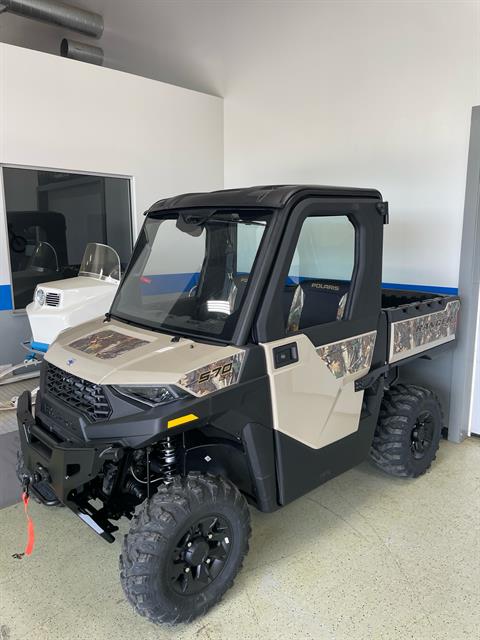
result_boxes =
[0,377,38,435]
[0,378,39,509]
[0,439,479,640]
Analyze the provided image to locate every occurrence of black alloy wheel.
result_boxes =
[410,411,435,459]
[169,515,233,595]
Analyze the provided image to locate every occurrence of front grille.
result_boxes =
[45,292,61,307]
[45,363,111,422]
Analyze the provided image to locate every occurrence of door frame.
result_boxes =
[255,196,384,346]
[450,106,480,440]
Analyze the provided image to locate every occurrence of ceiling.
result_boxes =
[0,0,416,98]
[0,0,250,96]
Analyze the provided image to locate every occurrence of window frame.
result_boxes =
[284,211,359,337]
[0,164,135,312]
[255,197,382,346]
[284,213,357,332]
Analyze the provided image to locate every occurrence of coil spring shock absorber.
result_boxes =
[151,436,178,484]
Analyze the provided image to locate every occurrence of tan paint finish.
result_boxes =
[47,317,244,391]
[262,332,376,449]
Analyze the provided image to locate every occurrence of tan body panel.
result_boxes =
[262,331,376,449]
[46,317,245,392]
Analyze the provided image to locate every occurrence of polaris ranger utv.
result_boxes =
[16,185,460,624]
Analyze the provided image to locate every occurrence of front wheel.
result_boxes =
[120,472,251,625]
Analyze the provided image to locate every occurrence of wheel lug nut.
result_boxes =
[206,558,211,564]
[207,534,212,539]
[187,542,192,547]
[184,567,190,573]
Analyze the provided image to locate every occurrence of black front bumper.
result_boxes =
[17,390,118,542]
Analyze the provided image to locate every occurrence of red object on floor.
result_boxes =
[22,492,35,556]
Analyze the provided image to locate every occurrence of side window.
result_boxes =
[233,221,268,309]
[286,215,355,333]
[237,222,266,276]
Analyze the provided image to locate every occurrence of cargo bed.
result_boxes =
[381,289,460,365]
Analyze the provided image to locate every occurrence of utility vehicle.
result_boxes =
[16,185,460,624]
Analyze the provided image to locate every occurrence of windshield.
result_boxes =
[110,210,272,341]
[27,241,59,272]
[79,243,121,282]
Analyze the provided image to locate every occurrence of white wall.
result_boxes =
[222,1,480,289]
[1,2,477,288]
[0,43,223,365]
[0,42,223,290]
[2,1,477,291]
[23,0,470,291]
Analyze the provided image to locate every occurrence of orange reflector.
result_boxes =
[167,413,198,429]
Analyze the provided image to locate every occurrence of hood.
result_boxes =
[45,317,244,389]
[37,275,117,292]
[31,276,117,311]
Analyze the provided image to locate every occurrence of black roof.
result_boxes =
[147,184,382,213]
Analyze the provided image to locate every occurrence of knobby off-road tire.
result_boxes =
[370,384,443,478]
[120,472,251,625]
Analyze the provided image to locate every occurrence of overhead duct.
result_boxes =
[0,0,103,39]
[61,38,103,65]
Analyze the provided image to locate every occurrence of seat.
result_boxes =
[286,279,350,332]
[199,274,250,318]
[282,286,297,323]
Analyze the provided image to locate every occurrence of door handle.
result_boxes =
[273,342,298,369]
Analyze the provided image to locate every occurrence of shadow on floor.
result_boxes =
[0,430,20,508]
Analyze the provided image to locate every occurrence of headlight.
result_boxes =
[112,384,190,406]
[35,288,46,306]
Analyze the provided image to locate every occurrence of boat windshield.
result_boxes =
[79,243,121,282]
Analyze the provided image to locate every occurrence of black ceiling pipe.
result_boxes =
[0,0,103,38]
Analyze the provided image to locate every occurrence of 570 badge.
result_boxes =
[178,352,245,396]
[197,362,233,384]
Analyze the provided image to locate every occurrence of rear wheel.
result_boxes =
[370,384,443,477]
[120,472,251,624]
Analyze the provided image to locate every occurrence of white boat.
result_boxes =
[0,243,121,408]
[27,243,121,350]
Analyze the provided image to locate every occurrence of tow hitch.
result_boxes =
[28,463,61,507]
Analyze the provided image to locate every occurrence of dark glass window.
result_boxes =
[4,167,132,309]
